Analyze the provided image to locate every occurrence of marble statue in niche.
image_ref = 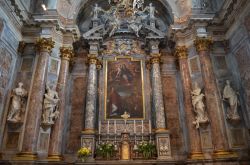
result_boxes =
[42,84,60,125]
[7,82,28,123]
[191,82,209,128]
[223,80,240,121]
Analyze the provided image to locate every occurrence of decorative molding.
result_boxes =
[60,47,74,61]
[194,37,213,52]
[174,46,188,59]
[35,37,55,53]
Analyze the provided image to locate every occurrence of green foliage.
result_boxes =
[96,143,115,159]
[138,142,156,159]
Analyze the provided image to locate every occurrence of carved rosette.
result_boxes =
[194,37,213,52]
[175,46,188,60]
[36,37,55,53]
[60,47,74,61]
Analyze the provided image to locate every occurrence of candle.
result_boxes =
[134,120,136,134]
[142,120,144,134]
[99,121,101,134]
[114,120,117,134]
[149,119,152,134]
[107,120,110,135]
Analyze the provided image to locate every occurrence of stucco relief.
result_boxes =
[244,14,250,32]
[0,47,12,89]
[235,46,250,111]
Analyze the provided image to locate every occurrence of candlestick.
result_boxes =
[134,120,136,134]
[99,121,101,135]
[149,119,152,134]
[107,120,110,135]
[114,120,117,134]
[142,120,144,134]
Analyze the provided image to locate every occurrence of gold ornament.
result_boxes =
[175,46,188,59]
[60,47,74,61]
[36,37,55,53]
[194,37,213,52]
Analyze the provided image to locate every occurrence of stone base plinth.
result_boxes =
[189,152,205,160]
[81,130,96,159]
[47,154,63,162]
[155,129,172,160]
[14,152,37,161]
[212,150,238,159]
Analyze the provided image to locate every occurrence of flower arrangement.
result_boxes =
[96,143,115,160]
[77,147,91,162]
[138,142,156,159]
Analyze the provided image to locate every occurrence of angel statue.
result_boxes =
[7,82,27,122]
[191,82,209,129]
[42,84,60,125]
[143,3,155,19]
[223,80,240,121]
[128,15,142,37]
[92,3,105,19]
[133,0,144,10]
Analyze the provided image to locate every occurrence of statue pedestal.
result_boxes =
[81,130,96,160]
[121,132,130,160]
[155,129,172,160]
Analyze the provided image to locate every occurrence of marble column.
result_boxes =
[175,46,204,159]
[16,38,55,160]
[149,49,171,159]
[150,54,166,130]
[194,37,237,158]
[47,47,74,161]
[84,55,98,132]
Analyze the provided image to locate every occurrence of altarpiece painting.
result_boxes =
[105,57,145,119]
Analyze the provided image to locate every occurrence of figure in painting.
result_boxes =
[115,64,133,85]
[42,84,60,125]
[7,82,27,122]
[223,80,240,121]
[191,82,209,128]
[108,87,122,117]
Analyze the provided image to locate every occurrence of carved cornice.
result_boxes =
[60,47,74,61]
[174,46,188,59]
[36,38,55,53]
[18,41,26,54]
[194,37,213,52]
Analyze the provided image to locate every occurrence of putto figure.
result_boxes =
[191,82,209,128]
[42,84,60,125]
[223,80,240,121]
[7,82,27,122]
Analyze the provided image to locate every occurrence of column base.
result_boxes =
[189,152,205,160]
[155,129,172,160]
[213,150,238,159]
[14,152,37,161]
[47,154,63,161]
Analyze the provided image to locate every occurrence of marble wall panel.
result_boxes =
[65,76,87,153]
[162,75,184,153]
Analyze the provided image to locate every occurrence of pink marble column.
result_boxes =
[16,38,55,160]
[194,37,237,158]
[175,46,204,159]
[47,47,74,161]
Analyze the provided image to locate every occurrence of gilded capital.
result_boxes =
[18,41,26,54]
[36,37,55,53]
[194,37,213,52]
[149,53,161,64]
[175,46,188,59]
[60,47,74,61]
[87,54,98,65]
